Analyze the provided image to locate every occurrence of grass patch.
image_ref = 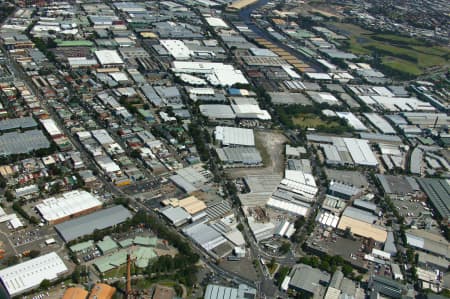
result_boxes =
[292,113,340,129]
[382,57,422,76]
[268,263,279,275]
[327,22,450,77]
[103,265,127,279]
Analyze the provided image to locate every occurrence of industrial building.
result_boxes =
[204,284,256,299]
[0,252,68,297]
[160,206,191,227]
[55,205,132,242]
[0,130,50,155]
[216,147,262,165]
[308,135,378,167]
[286,264,330,296]
[417,178,450,220]
[94,50,124,66]
[337,207,387,243]
[35,190,102,224]
[215,126,255,147]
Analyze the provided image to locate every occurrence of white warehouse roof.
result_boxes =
[160,39,192,60]
[0,252,68,297]
[35,190,102,222]
[215,126,255,146]
[95,50,124,65]
[40,118,62,137]
[343,138,378,167]
[205,17,229,28]
[267,198,309,216]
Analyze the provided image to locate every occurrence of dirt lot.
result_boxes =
[226,130,287,178]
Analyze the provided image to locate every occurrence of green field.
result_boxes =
[327,22,450,77]
[292,113,340,129]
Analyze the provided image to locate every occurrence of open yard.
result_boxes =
[327,22,450,77]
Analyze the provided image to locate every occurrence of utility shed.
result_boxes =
[55,206,132,243]
[0,252,68,297]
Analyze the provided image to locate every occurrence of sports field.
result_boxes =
[327,22,450,77]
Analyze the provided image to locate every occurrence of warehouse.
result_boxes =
[337,207,387,243]
[95,50,124,66]
[160,39,192,60]
[406,229,450,258]
[0,116,37,132]
[266,197,309,216]
[343,138,378,167]
[205,17,229,28]
[35,190,103,224]
[55,205,132,242]
[182,222,227,252]
[215,126,255,146]
[0,252,68,297]
[160,206,191,227]
[336,112,368,131]
[363,113,396,134]
[0,130,50,156]
[288,264,330,296]
[376,175,420,197]
[204,284,256,299]
[40,118,63,138]
[216,147,262,165]
[178,196,207,215]
[199,105,236,120]
[171,61,248,86]
[417,178,450,220]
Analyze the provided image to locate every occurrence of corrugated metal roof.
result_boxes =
[55,206,132,242]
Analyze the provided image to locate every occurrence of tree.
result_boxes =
[5,190,14,202]
[5,255,19,266]
[39,279,51,290]
[294,216,306,229]
[72,267,81,283]
[29,250,40,259]
[342,264,353,277]
[237,223,244,231]
[279,242,291,254]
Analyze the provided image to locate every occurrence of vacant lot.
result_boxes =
[327,22,450,77]
[292,113,341,129]
[226,130,287,178]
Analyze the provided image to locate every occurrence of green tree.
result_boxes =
[29,250,40,259]
[39,279,51,290]
[279,242,291,254]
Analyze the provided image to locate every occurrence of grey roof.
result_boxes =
[359,133,403,144]
[216,147,262,165]
[141,84,162,106]
[324,168,369,188]
[384,231,397,255]
[328,181,361,197]
[371,275,405,299]
[199,105,236,119]
[353,199,377,212]
[417,178,450,219]
[0,130,50,155]
[204,284,256,299]
[289,264,330,293]
[376,175,419,195]
[342,206,378,224]
[0,117,37,131]
[55,206,132,243]
[161,206,191,226]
